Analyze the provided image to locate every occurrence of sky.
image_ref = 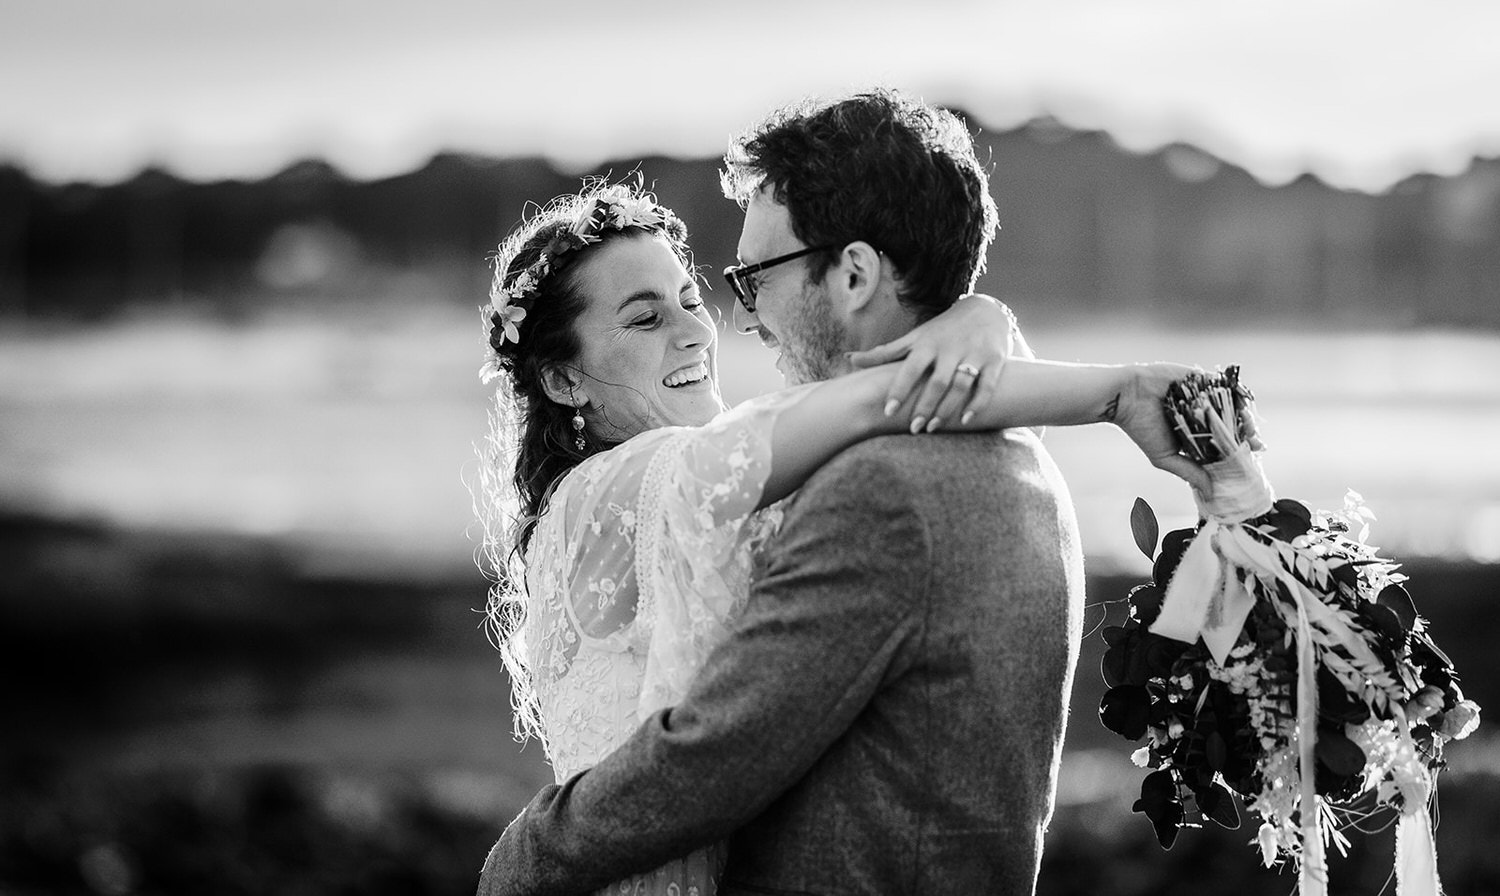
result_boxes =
[2,0,1499,191]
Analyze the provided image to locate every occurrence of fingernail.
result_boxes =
[884,399,899,417]
[925,417,942,433]
[961,411,975,426]
[910,416,926,434]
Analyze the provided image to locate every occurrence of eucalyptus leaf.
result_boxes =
[1378,583,1419,632]
[1131,497,1160,560]
[1205,730,1229,771]
[1152,528,1196,589]
[1129,584,1164,626]
[1315,728,1366,777]
[1151,800,1184,849]
[1273,498,1312,527]
[1197,783,1241,829]
[1100,685,1151,740]
[1101,643,1129,688]
[1136,769,1177,812]
[1367,602,1407,644]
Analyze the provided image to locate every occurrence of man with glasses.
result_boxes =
[482,88,1083,895]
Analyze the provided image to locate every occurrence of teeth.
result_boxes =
[664,363,708,388]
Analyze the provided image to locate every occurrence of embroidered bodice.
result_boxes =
[509,386,809,781]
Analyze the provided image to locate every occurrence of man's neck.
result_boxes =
[851,302,922,358]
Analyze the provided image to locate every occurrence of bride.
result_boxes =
[474,180,1205,895]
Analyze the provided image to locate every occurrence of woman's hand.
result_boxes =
[847,293,1028,433]
[1110,363,1214,494]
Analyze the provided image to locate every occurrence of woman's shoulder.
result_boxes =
[576,425,691,480]
[542,426,694,513]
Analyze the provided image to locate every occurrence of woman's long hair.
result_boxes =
[471,180,690,741]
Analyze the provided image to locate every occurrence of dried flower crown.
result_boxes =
[480,185,683,385]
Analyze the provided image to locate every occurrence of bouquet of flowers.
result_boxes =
[1099,367,1480,896]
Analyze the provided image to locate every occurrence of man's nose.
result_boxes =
[731,302,759,334]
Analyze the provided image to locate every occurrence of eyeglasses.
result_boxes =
[722,245,835,314]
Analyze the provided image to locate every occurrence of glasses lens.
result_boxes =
[724,267,754,311]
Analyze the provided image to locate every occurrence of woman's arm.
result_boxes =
[761,359,1209,508]
[848,292,1029,431]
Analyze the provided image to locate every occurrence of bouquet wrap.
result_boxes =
[1100,368,1480,896]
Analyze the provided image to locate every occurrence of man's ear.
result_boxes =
[540,364,586,409]
[831,241,884,314]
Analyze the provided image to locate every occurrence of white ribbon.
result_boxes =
[1151,444,1274,666]
[1392,705,1446,896]
[1397,807,1443,896]
[1293,583,1327,896]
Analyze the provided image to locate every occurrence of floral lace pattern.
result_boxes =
[509,386,812,895]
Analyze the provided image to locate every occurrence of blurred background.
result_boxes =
[2,1,1498,893]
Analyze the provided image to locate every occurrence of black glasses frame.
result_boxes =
[722,245,836,314]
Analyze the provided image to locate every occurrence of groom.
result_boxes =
[482,89,1087,895]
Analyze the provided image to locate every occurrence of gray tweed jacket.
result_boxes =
[479,428,1085,896]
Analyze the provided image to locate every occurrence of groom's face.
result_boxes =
[734,187,849,386]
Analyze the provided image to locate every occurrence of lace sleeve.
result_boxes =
[634,384,818,716]
[502,427,672,753]
[506,384,816,753]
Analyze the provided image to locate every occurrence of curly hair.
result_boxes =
[721,88,999,321]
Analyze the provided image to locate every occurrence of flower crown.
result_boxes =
[480,186,683,385]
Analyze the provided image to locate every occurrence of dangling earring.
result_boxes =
[572,408,586,451]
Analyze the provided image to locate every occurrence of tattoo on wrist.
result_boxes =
[1101,393,1121,422]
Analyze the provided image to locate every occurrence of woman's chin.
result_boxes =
[659,388,722,427]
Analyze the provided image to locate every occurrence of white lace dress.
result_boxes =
[509,387,811,896]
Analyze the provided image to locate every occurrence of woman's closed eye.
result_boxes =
[626,289,704,328]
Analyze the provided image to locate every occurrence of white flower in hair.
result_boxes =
[610,194,665,228]
[570,203,604,241]
[479,306,506,384]
[495,302,527,345]
[507,271,539,305]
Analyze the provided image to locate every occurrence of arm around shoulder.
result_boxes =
[479,452,934,893]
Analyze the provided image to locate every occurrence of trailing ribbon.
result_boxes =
[1149,444,1329,893]
[1293,582,1327,896]
[1397,806,1443,896]
[1392,705,1445,896]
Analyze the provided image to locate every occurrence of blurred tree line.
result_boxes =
[0,115,1496,327]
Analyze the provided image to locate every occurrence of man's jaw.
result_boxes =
[754,327,798,382]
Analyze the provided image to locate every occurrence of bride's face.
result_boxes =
[565,233,724,440]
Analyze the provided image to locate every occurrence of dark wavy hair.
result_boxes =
[721,88,999,321]
[478,181,691,563]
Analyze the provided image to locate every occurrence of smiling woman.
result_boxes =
[546,234,724,442]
